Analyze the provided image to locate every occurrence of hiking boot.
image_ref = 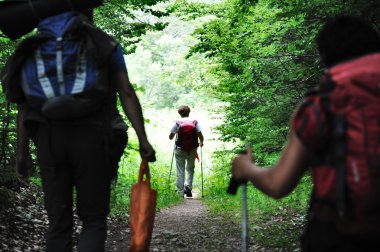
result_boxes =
[184,186,192,197]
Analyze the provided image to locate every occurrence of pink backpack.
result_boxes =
[176,119,199,151]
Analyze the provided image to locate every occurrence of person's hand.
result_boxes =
[15,154,33,182]
[199,142,204,147]
[139,141,156,162]
[231,145,254,181]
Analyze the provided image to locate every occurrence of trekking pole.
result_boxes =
[227,178,248,252]
[227,149,249,252]
[167,146,175,203]
[201,146,204,198]
[241,182,248,252]
[168,133,178,189]
[168,147,175,188]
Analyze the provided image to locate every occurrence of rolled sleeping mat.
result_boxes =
[0,0,103,40]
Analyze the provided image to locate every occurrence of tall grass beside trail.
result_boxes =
[109,139,182,216]
[203,150,312,250]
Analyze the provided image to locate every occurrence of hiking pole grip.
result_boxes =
[227,149,248,195]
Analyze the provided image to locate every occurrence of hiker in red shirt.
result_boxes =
[231,16,380,251]
[169,105,204,197]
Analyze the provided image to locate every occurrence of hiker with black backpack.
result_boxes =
[231,16,380,251]
[2,7,155,252]
[169,105,204,198]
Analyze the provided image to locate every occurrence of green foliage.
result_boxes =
[150,162,183,210]
[188,0,320,161]
[0,103,18,210]
[0,36,19,211]
[126,15,219,109]
[169,0,222,20]
[110,158,183,215]
[174,0,380,249]
[187,0,380,162]
[110,135,182,215]
[96,0,170,54]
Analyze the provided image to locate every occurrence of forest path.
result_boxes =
[106,192,247,251]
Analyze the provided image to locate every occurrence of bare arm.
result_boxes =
[16,105,33,179]
[115,71,156,162]
[231,131,310,199]
[198,132,204,146]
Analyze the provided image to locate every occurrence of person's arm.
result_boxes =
[169,122,179,140]
[16,105,33,180]
[115,71,156,162]
[195,121,204,146]
[198,132,204,147]
[169,133,175,140]
[231,131,310,199]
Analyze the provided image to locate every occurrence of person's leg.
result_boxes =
[70,125,111,252]
[175,148,186,196]
[184,148,197,191]
[35,124,74,252]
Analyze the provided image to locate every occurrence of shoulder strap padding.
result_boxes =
[67,15,118,67]
[1,34,52,103]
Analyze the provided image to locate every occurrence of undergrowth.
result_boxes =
[203,149,312,251]
[110,142,182,215]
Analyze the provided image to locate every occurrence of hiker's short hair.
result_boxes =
[178,105,190,117]
[317,16,380,67]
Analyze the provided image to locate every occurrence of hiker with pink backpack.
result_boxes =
[231,16,380,251]
[169,105,204,198]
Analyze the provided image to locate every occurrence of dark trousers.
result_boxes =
[301,217,379,252]
[34,123,111,252]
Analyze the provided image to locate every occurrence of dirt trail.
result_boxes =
[1,185,268,251]
[106,193,244,252]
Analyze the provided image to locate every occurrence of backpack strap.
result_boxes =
[1,13,118,105]
[66,13,118,67]
[175,120,182,146]
[333,115,347,217]
[1,34,52,103]
[318,74,347,217]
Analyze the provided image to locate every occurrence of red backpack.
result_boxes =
[176,119,199,151]
[311,53,380,235]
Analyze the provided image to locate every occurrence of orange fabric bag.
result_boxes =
[129,159,157,252]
